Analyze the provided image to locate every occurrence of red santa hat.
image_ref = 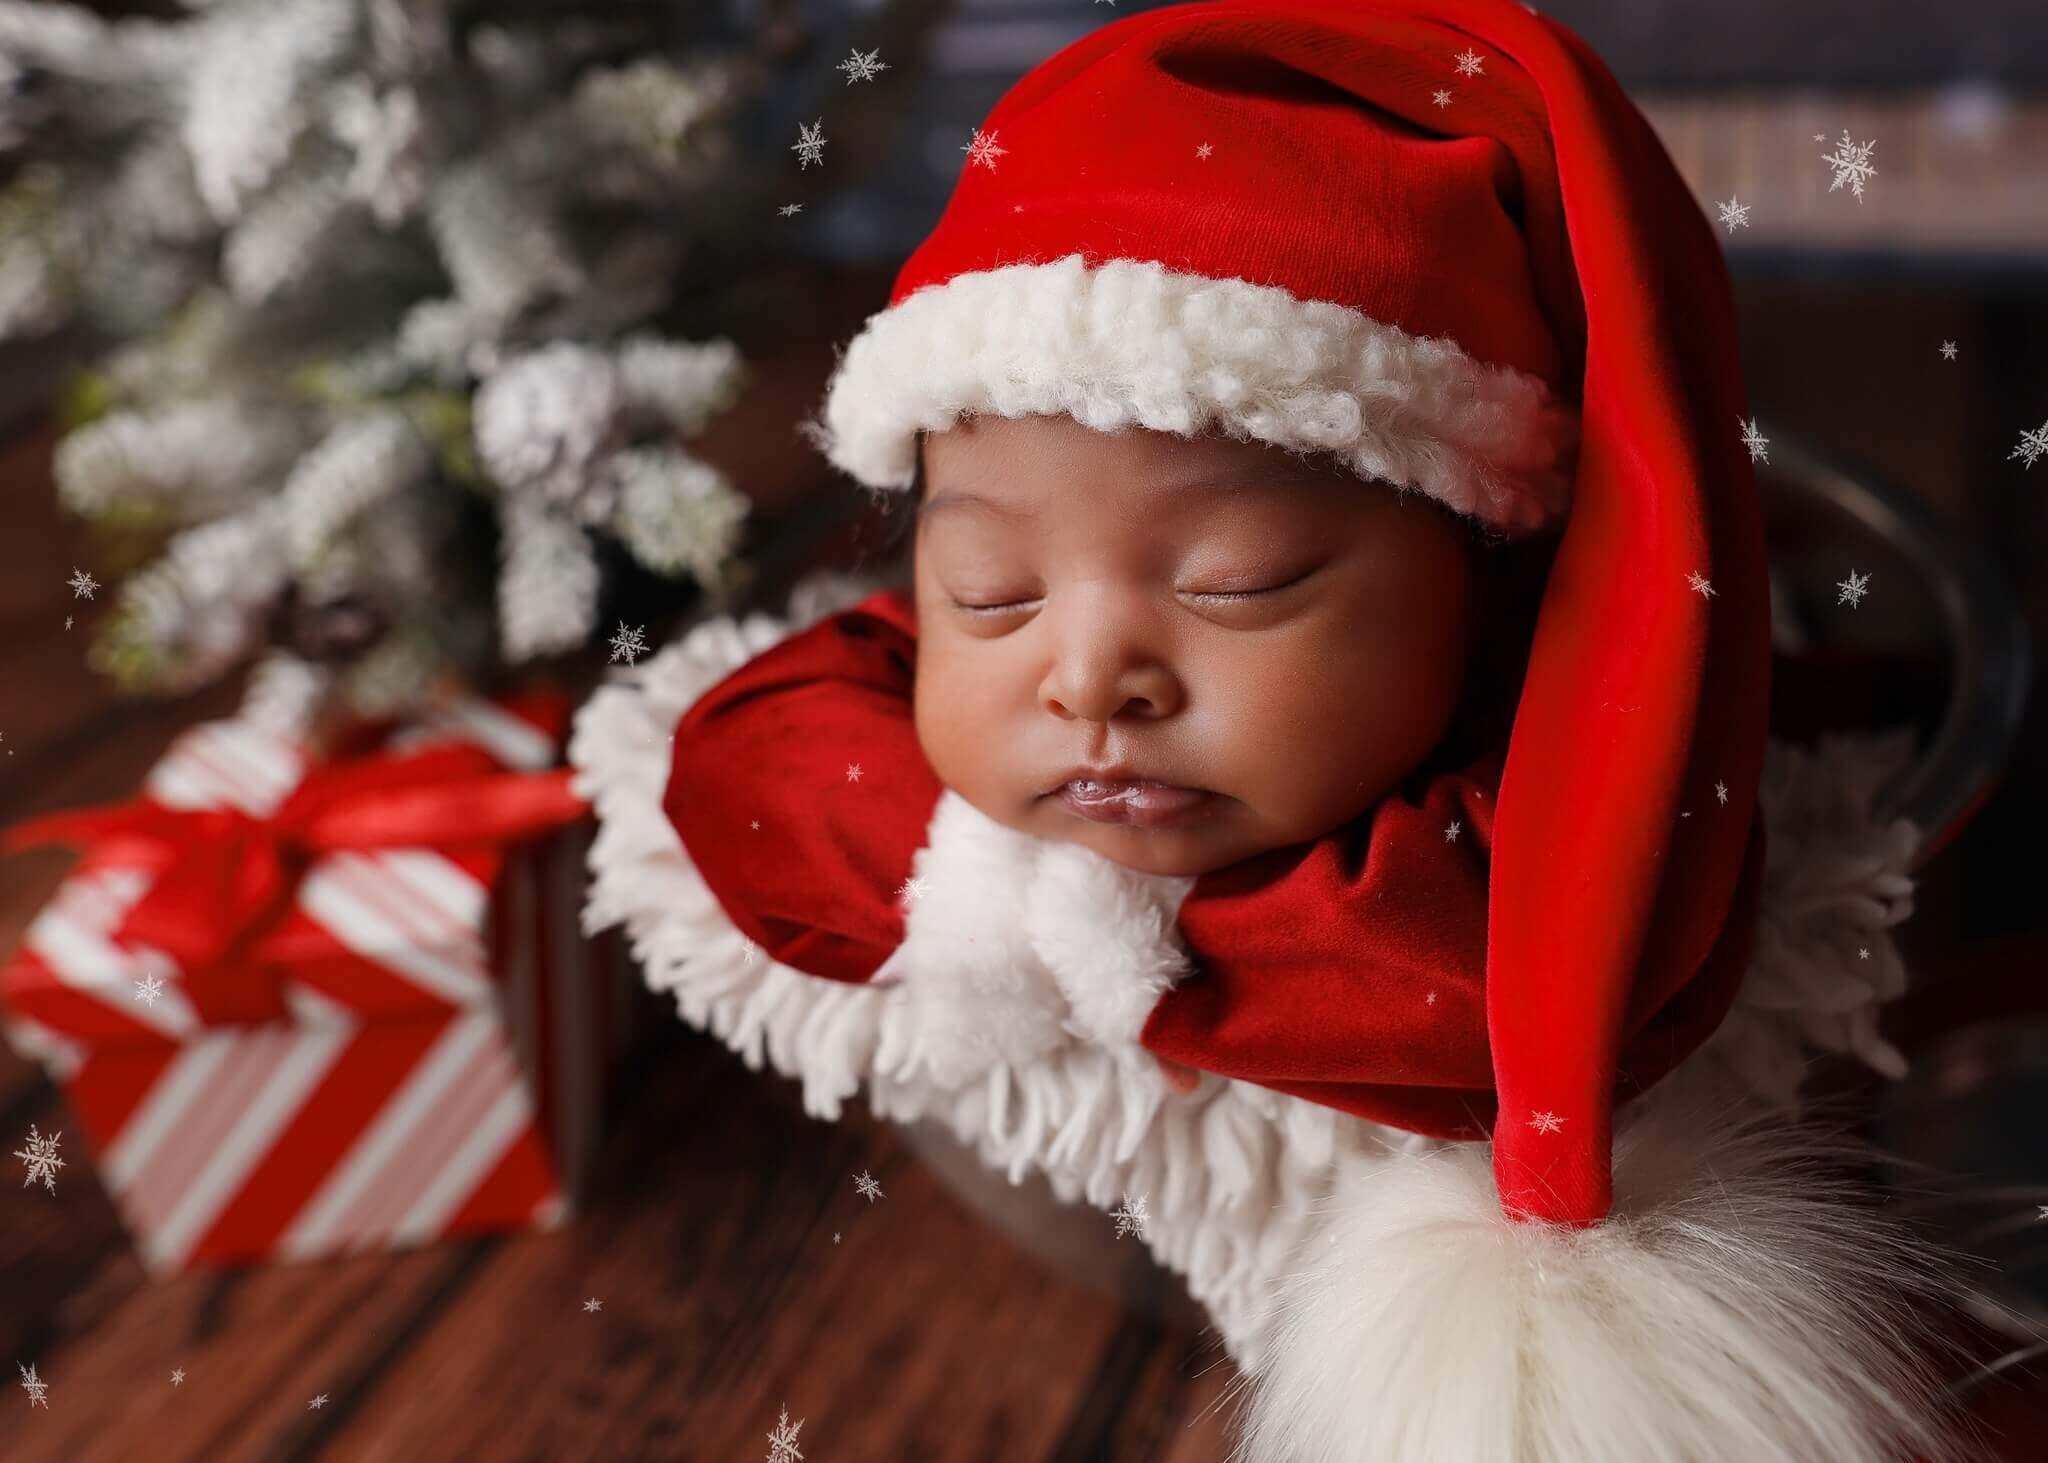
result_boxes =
[798,0,1769,1233]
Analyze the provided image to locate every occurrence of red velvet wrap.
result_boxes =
[664,588,1765,1150]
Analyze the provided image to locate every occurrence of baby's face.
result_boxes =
[911,413,1481,877]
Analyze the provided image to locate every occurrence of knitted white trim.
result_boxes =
[795,253,1581,539]
[568,569,1925,1374]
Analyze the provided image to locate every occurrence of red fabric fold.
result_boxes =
[664,591,942,984]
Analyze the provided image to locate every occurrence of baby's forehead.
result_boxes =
[915,422,1351,499]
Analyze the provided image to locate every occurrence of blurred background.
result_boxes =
[2,0,2047,1458]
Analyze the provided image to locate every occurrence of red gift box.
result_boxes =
[0,688,629,1274]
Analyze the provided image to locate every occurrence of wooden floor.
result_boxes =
[6,260,2048,1460]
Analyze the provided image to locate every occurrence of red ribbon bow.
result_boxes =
[2,735,590,1018]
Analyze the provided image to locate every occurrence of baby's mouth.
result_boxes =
[1054,779,1214,827]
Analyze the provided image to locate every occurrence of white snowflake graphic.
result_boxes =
[960,127,1007,172]
[1858,947,1871,961]
[1939,340,1958,361]
[1431,88,1453,108]
[2010,418,2048,470]
[777,203,803,218]
[308,1393,328,1410]
[1820,129,1878,201]
[134,973,166,1007]
[845,762,863,783]
[1195,141,1213,159]
[837,47,890,85]
[1426,991,1438,1006]
[853,1170,884,1203]
[766,1405,806,1462]
[791,118,827,170]
[1686,570,1717,599]
[1716,197,1751,234]
[1111,1192,1149,1240]
[1715,779,1729,804]
[583,1297,602,1312]
[767,1404,805,1462]
[1836,569,1871,607]
[1527,1110,1566,1135]
[608,623,649,665]
[67,567,99,600]
[1738,415,1770,464]
[19,1362,48,1409]
[2037,1205,2048,1221]
[171,1368,185,1386]
[1442,819,1461,843]
[897,875,929,905]
[1453,47,1486,77]
[15,1125,63,1192]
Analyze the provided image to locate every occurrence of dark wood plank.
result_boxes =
[310,1027,1240,1461]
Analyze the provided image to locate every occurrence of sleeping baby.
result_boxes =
[567,2,1973,1460]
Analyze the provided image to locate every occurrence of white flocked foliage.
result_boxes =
[2,0,776,716]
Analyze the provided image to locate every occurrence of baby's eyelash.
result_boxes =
[952,572,1312,615]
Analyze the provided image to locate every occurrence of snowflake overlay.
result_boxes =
[2011,419,2048,470]
[1717,197,1751,234]
[67,567,99,600]
[15,1125,64,1192]
[961,127,1007,172]
[1837,569,1871,607]
[767,1404,806,1462]
[853,1170,884,1203]
[1820,129,1878,201]
[838,48,889,86]
[1112,1192,1150,1240]
[791,119,826,169]
[608,623,649,665]
[19,1362,49,1409]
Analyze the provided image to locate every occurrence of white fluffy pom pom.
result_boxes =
[1224,1067,1987,1463]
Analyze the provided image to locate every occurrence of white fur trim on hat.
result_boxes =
[796,253,1581,538]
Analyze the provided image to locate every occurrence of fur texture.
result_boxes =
[569,568,1968,1457]
[1227,1057,1986,1463]
[794,253,1581,538]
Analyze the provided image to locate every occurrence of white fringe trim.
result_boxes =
[568,570,1927,1377]
[1231,1053,1981,1463]
[795,254,1581,539]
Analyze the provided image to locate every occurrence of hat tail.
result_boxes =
[1227,1067,1984,1463]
